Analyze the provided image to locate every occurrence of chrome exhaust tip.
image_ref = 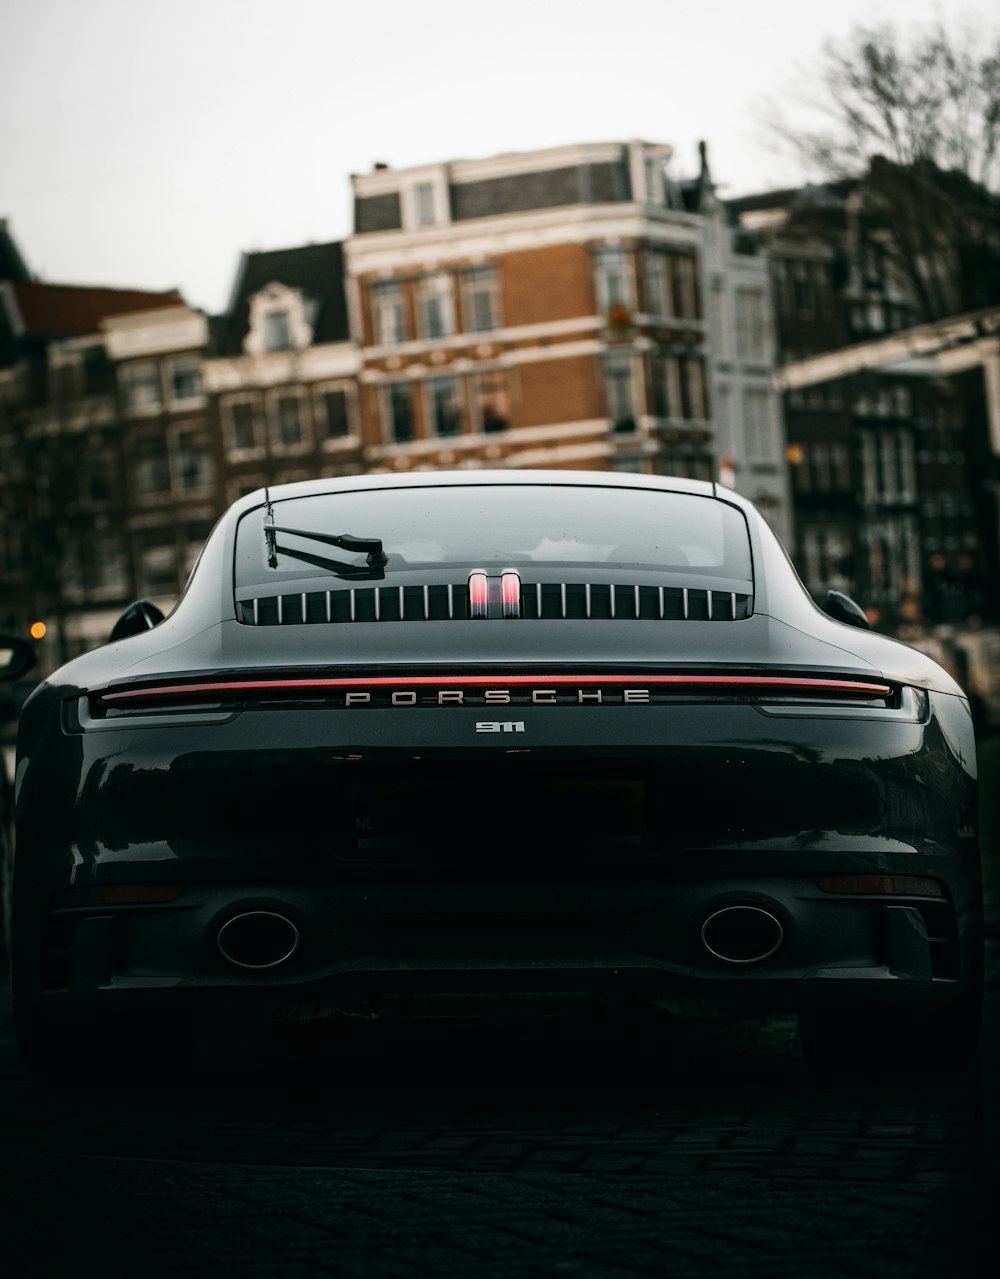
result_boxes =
[700,904,785,965]
[217,910,300,970]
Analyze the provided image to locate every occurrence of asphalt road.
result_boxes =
[0,737,996,1279]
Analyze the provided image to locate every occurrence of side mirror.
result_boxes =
[109,600,165,643]
[0,634,37,682]
[822,589,871,630]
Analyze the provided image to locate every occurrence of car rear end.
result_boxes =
[12,474,982,1081]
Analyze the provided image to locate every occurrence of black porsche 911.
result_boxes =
[11,471,984,1086]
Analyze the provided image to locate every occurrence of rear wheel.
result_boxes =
[798,922,984,1083]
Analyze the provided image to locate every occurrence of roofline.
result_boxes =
[224,250,250,319]
[0,217,34,282]
[0,281,24,337]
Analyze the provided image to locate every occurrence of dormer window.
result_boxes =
[400,168,449,230]
[264,310,291,352]
[415,182,437,226]
[244,283,313,356]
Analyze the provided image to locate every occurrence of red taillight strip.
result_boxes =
[99,673,892,705]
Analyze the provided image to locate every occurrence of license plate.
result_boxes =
[351,779,646,846]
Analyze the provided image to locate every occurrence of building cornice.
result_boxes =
[346,205,703,275]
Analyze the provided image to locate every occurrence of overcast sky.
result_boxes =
[0,0,988,315]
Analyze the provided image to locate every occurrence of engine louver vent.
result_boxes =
[237,582,752,626]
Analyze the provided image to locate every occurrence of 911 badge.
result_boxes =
[475,720,525,733]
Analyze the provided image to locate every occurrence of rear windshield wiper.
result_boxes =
[266,524,387,574]
[269,540,387,580]
[267,523,385,564]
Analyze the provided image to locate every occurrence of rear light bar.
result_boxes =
[96,672,893,710]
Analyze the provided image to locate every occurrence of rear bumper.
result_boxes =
[24,871,978,1021]
[14,690,982,1021]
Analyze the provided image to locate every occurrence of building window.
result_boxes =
[814,443,834,491]
[121,362,161,413]
[168,358,202,402]
[372,281,408,345]
[652,351,707,421]
[801,441,851,493]
[735,290,768,363]
[794,262,817,316]
[860,429,916,503]
[417,273,455,340]
[0,522,24,576]
[383,381,413,443]
[317,386,353,441]
[271,392,305,449]
[644,251,669,318]
[225,398,262,453]
[140,543,177,596]
[650,351,670,419]
[603,352,638,433]
[742,388,772,462]
[866,302,886,333]
[831,443,851,490]
[671,256,699,319]
[132,432,170,496]
[594,248,634,318]
[859,239,886,288]
[803,525,852,596]
[642,250,702,321]
[414,181,437,226]
[92,532,128,596]
[172,428,213,492]
[264,310,292,352]
[461,266,499,333]
[772,260,791,315]
[77,450,110,506]
[683,357,708,420]
[426,375,463,437]
[472,368,509,433]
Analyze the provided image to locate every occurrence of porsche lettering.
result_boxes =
[334,687,652,707]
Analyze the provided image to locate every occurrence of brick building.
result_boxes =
[344,139,789,545]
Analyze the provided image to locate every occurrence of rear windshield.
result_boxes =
[234,484,753,589]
